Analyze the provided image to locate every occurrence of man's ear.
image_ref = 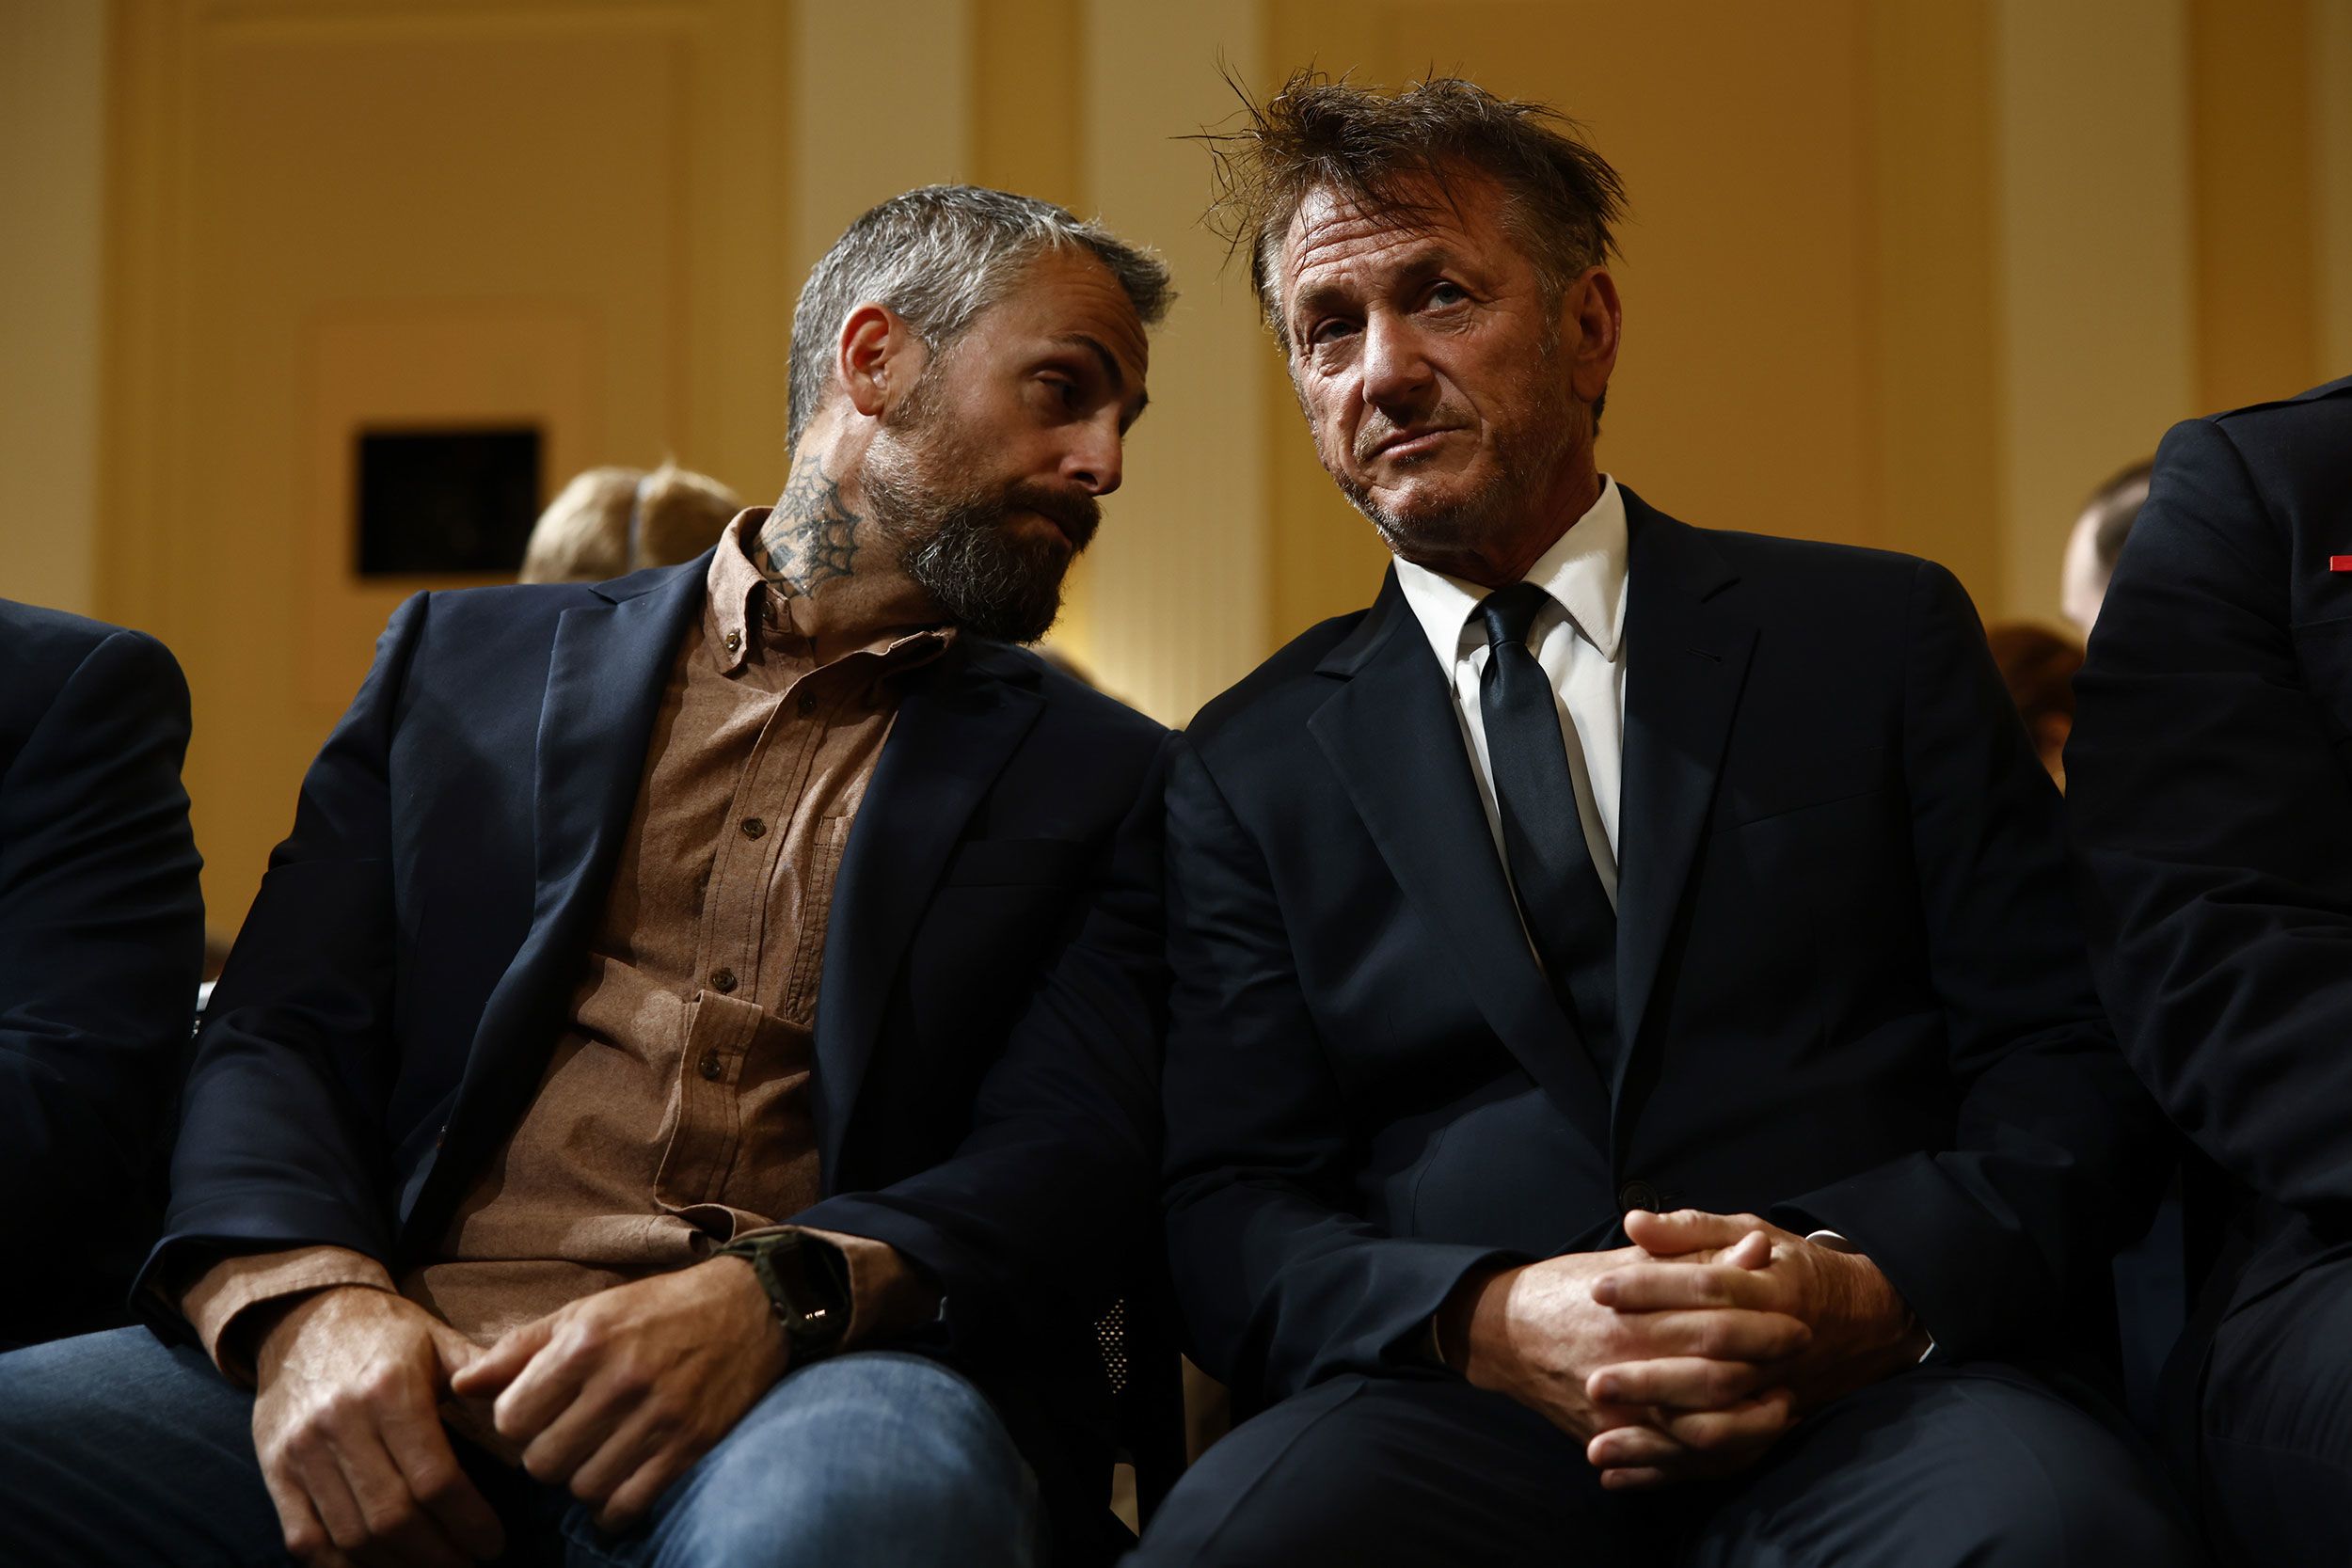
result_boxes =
[837,303,925,420]
[1563,266,1622,409]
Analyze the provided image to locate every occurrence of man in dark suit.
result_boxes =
[0,185,1170,1568]
[1133,74,2197,1566]
[2067,375,2352,1565]
[0,601,204,1347]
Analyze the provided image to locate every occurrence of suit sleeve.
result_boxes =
[1774,560,2169,1358]
[2069,417,2352,1222]
[0,629,203,1260]
[138,594,432,1329]
[1158,736,1515,1400]
[787,736,1175,1349]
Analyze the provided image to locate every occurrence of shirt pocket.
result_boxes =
[784,816,853,1019]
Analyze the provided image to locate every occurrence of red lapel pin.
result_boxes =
[2333,557,2352,572]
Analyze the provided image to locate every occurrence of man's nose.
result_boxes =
[1062,411,1124,496]
[1359,311,1434,416]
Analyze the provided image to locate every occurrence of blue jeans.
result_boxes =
[0,1327,1041,1568]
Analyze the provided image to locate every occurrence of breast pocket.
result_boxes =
[936,836,1090,889]
[1717,742,1890,832]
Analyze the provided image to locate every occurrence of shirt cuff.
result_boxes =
[177,1244,397,1386]
[1804,1229,1934,1365]
[774,1227,943,1351]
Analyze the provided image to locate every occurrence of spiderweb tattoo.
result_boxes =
[754,461,862,595]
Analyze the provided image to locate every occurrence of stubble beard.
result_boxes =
[1320,335,1584,566]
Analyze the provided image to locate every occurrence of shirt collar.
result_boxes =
[707,507,782,673]
[704,505,957,675]
[1393,475,1629,671]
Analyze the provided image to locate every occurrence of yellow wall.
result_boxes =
[0,0,108,617]
[43,0,2352,933]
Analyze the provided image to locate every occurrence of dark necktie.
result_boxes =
[1476,581,1619,1076]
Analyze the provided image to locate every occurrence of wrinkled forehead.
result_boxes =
[1273,175,1503,307]
[986,248,1152,380]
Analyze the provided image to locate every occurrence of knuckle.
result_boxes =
[412,1462,461,1505]
[361,1497,416,1537]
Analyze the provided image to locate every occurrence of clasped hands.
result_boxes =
[1437,1210,1927,1492]
[249,1256,783,1567]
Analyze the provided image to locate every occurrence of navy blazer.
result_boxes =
[144,557,1168,1540]
[0,600,203,1346]
[1163,489,2170,1404]
[2068,377,2352,1386]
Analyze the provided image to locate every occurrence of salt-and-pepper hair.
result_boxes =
[787,184,1174,448]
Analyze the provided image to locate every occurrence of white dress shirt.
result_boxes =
[1393,475,1629,908]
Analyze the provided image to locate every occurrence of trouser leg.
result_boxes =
[1680,1362,2203,1568]
[2199,1254,2352,1567]
[0,1326,286,1568]
[548,1349,1043,1568]
[1127,1371,1653,1568]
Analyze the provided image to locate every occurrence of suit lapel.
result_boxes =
[1309,575,1611,1144]
[813,640,1044,1187]
[402,558,711,1234]
[1613,494,1756,1094]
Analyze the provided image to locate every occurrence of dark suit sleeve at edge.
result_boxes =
[2069,417,2352,1223]
[135,594,435,1335]
[1772,560,2169,1360]
[790,735,1178,1350]
[1158,736,1516,1400]
[0,629,203,1260]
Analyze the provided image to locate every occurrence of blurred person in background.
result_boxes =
[1138,72,2191,1568]
[519,462,744,585]
[2060,458,2153,638]
[1984,622,2083,788]
[0,601,204,1350]
[0,184,1171,1568]
[2068,374,2352,1565]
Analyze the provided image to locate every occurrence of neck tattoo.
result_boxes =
[755,460,863,597]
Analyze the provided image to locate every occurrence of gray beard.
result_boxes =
[859,440,1091,645]
[1332,401,1580,564]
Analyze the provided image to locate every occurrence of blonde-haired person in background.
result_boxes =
[518,463,743,584]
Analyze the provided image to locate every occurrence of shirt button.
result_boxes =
[797,690,819,717]
[741,817,766,840]
[699,1051,723,1082]
[1619,1180,1661,1214]
[723,630,741,654]
[710,968,738,994]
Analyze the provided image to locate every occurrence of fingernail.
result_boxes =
[1595,1376,1620,1400]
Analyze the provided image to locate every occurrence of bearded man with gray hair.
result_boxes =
[0,185,1171,1568]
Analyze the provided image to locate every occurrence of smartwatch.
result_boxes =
[717,1230,851,1360]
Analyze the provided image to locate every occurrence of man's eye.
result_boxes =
[1040,375,1082,408]
[1426,281,1468,308]
[1308,318,1358,346]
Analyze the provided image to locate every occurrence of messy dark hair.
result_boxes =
[1200,69,1628,354]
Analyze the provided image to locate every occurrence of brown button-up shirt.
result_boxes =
[182,510,951,1375]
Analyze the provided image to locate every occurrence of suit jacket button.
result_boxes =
[1619,1180,1661,1213]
